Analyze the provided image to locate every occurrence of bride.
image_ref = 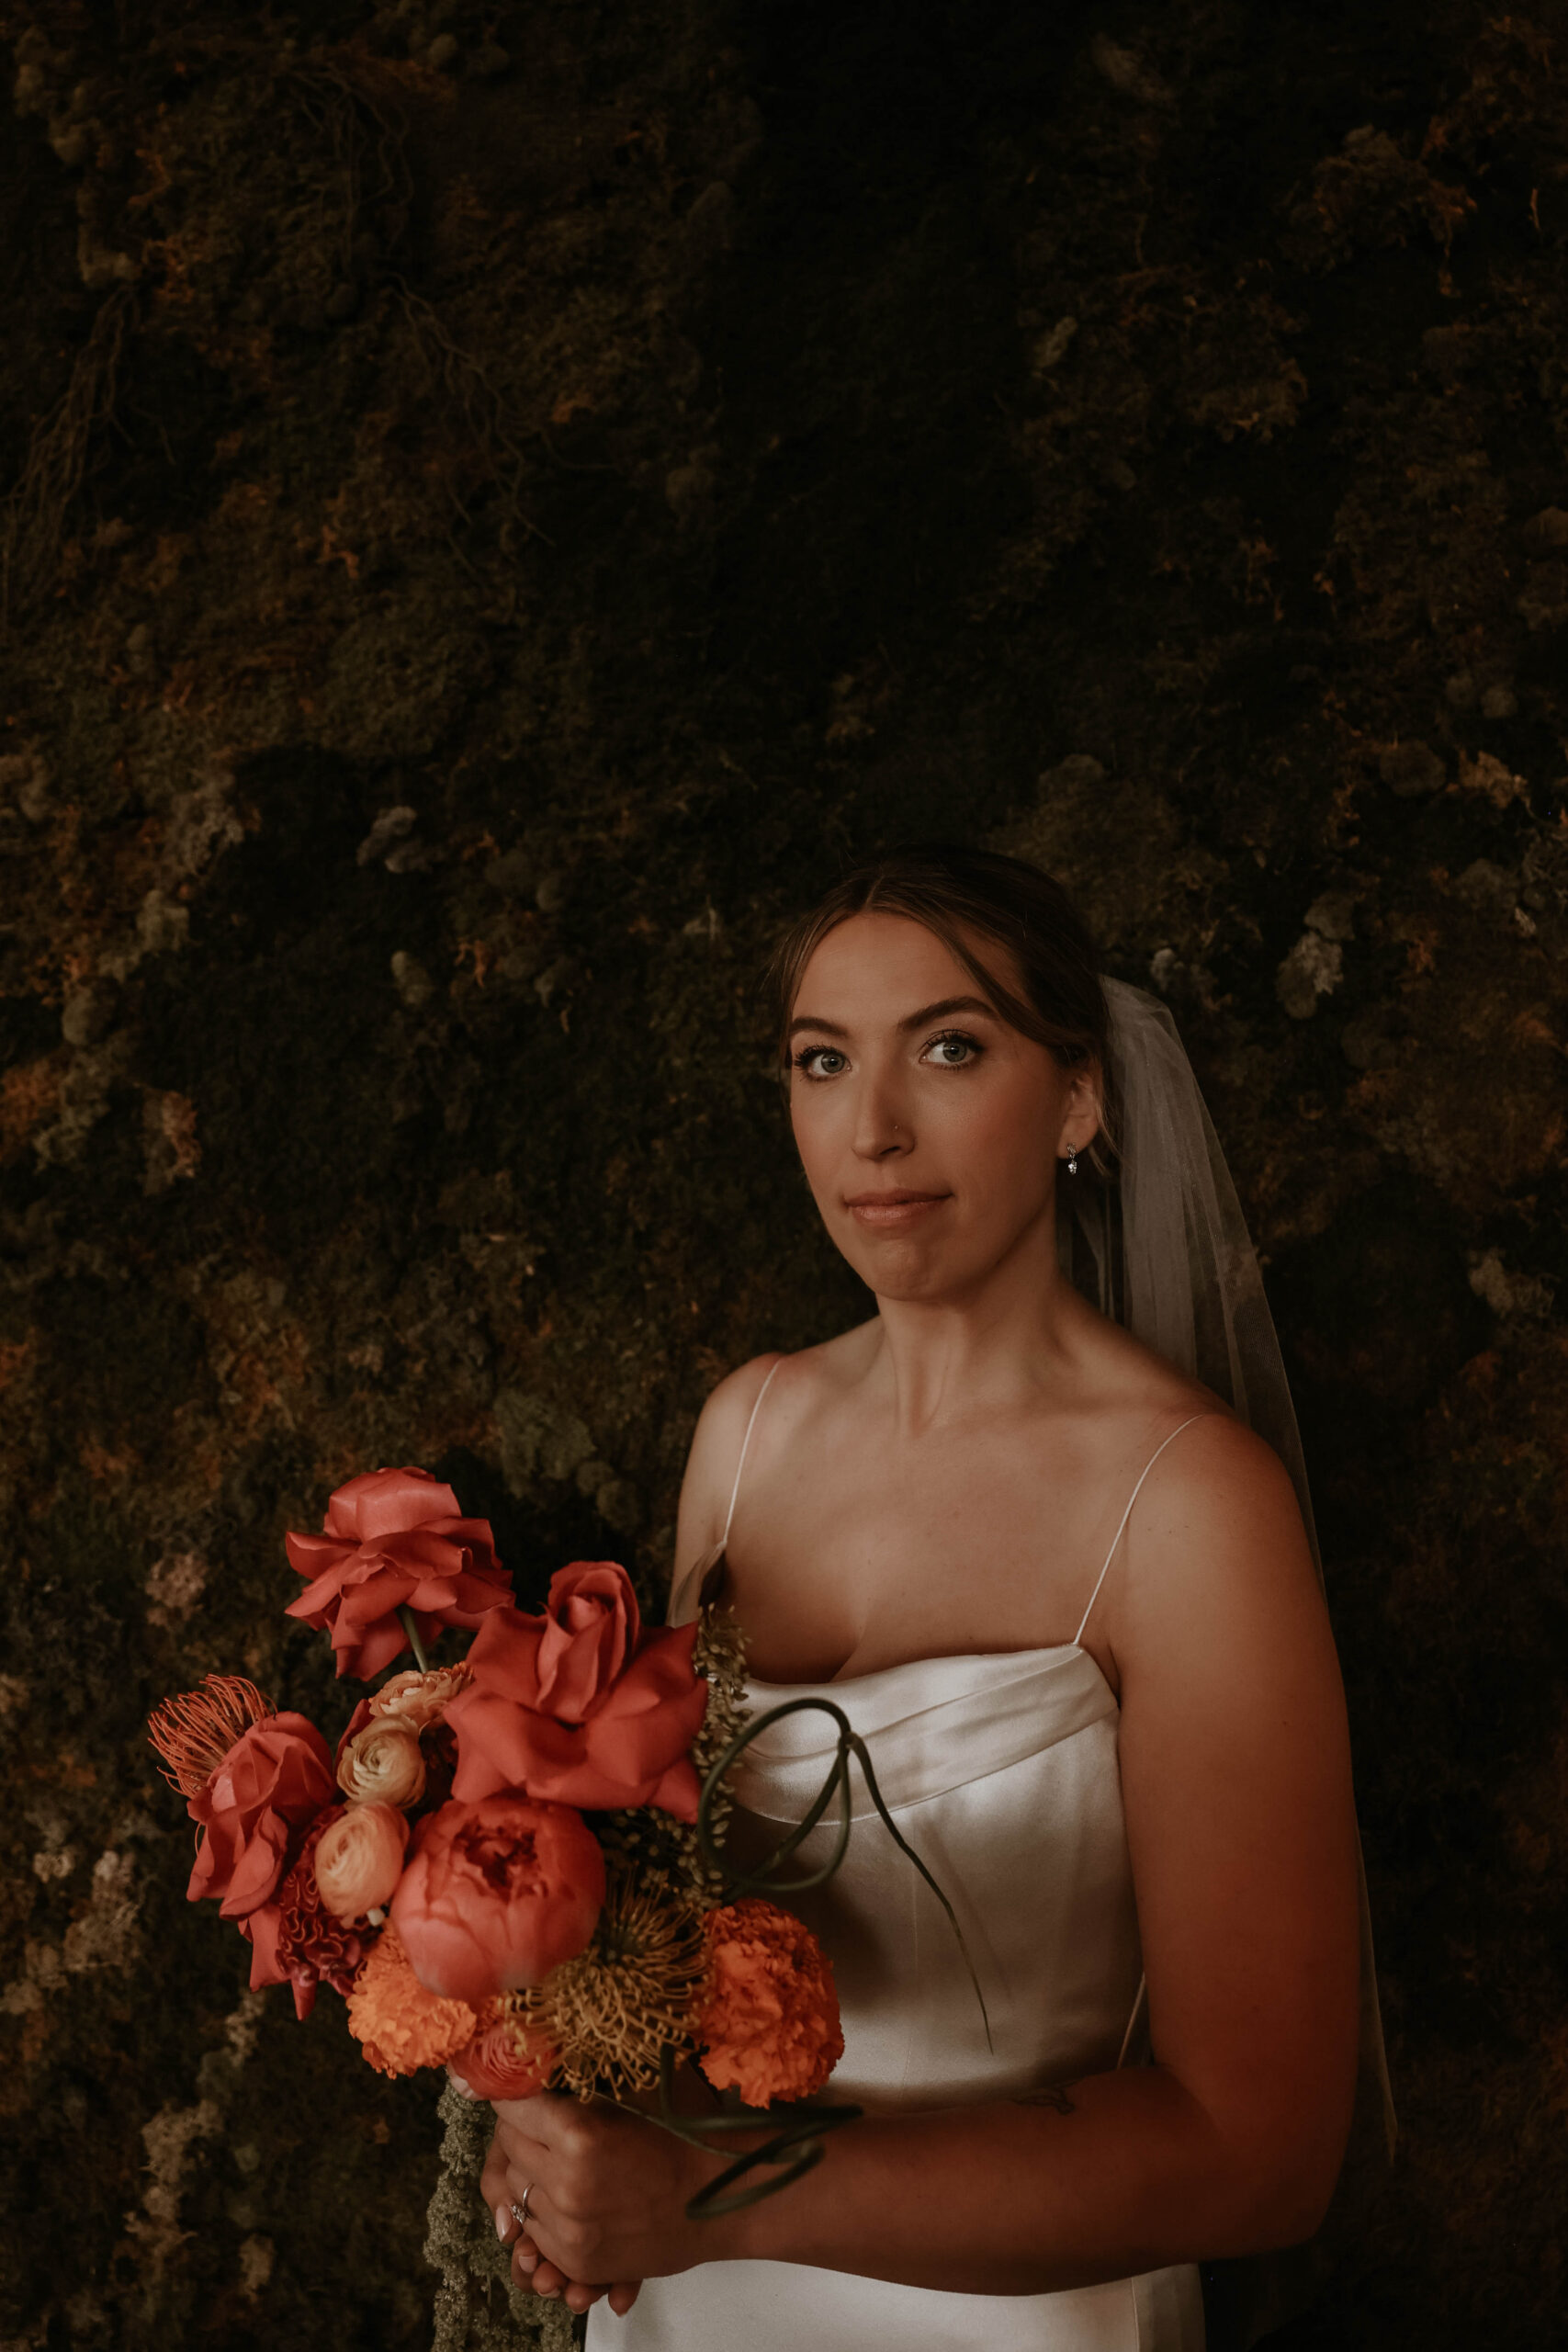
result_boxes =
[480,843,1392,2349]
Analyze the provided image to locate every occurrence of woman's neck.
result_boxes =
[864,1216,1094,1435]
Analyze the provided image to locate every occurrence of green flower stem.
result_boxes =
[398,1604,432,1673]
[612,2045,865,2219]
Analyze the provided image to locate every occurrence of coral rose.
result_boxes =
[286,1465,513,1679]
[447,2008,557,2101]
[390,1794,604,2005]
[315,1802,410,1922]
[187,1713,336,1919]
[337,1714,426,1809]
[694,1898,844,2108]
[346,1923,476,2077]
[446,1561,708,1818]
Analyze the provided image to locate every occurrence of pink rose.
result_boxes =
[285,1466,513,1679]
[187,1713,336,1918]
[448,2012,557,2101]
[446,1561,708,1819]
[315,1803,411,1922]
[390,1795,604,2004]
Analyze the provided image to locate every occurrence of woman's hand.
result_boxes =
[481,2112,643,2317]
[481,2088,733,2316]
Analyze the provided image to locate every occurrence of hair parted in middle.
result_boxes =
[766,842,1119,1183]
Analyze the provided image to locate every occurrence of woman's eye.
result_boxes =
[795,1046,848,1080]
[924,1033,981,1069]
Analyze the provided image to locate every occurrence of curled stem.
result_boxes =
[616,2044,864,2218]
[695,1695,992,2052]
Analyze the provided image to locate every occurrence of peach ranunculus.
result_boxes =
[285,1466,513,1679]
[367,1663,472,1731]
[445,1561,708,1819]
[314,1802,411,1922]
[346,1922,476,2077]
[337,1714,426,1809]
[447,2007,557,2101]
[390,1794,604,2005]
[694,1898,844,2108]
[187,1713,336,1918]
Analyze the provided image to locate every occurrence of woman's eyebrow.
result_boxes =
[897,995,996,1032]
[787,994,997,1041]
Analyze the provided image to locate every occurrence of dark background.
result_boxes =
[2,2,1565,2346]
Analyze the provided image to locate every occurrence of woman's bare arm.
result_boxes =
[711,1413,1362,2290]
[668,1351,784,1611]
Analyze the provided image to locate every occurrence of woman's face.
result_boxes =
[787,912,1099,1303]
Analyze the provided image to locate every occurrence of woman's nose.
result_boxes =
[852,1079,910,1160]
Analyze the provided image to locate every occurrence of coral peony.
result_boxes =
[337,1714,425,1808]
[246,1806,366,2018]
[694,1899,844,2108]
[446,1562,708,1818]
[368,1663,471,1731]
[447,2006,557,2101]
[391,1794,604,2005]
[286,1465,513,1679]
[187,1713,336,1919]
[315,1802,410,1922]
[346,1923,476,2076]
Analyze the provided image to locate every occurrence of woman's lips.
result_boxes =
[842,1191,950,1230]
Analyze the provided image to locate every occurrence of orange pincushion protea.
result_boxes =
[694,1898,843,2108]
[346,1922,476,2077]
[148,1675,275,1797]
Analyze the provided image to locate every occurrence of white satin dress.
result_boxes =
[588,1373,1210,2352]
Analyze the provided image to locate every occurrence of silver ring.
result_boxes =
[510,2184,533,2233]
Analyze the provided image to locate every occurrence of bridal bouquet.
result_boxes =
[148,1466,846,2171]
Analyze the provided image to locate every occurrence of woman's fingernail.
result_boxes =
[494,2204,512,2242]
[516,2252,537,2271]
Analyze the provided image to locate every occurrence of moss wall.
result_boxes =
[1,3,1565,2346]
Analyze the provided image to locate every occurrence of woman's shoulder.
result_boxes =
[697,1322,876,1428]
[1071,1320,1305,1551]
[682,1326,874,1513]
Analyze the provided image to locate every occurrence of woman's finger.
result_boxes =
[607,2281,643,2315]
[518,2251,570,2298]
[493,2089,572,2142]
[494,2119,554,2183]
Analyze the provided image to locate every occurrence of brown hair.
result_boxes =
[767,842,1118,1180]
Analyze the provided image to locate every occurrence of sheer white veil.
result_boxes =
[1059,978,1395,2334]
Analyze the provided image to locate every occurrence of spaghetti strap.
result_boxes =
[721,1357,784,1546]
[1073,1411,1213,1647]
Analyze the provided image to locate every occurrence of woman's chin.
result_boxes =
[848,1240,970,1303]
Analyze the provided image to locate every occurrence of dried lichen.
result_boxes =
[1,4,1564,2349]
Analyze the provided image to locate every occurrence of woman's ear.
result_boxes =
[1060,1060,1104,1157]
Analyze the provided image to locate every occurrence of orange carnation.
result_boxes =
[694,1898,843,2108]
[345,1922,476,2077]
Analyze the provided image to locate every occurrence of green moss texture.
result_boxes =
[1,3,1565,2346]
